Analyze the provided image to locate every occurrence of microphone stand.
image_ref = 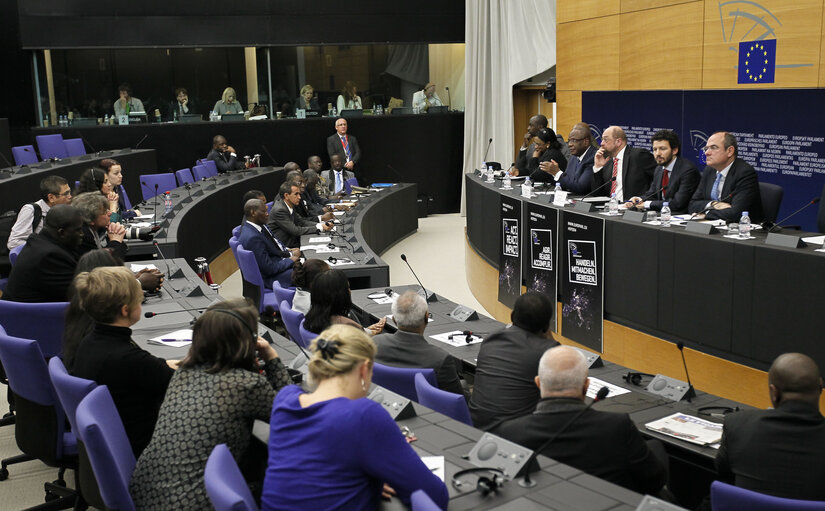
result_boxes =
[400,253,437,302]
[767,197,820,233]
[676,342,696,402]
[577,176,616,202]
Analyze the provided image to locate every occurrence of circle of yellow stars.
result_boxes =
[744,44,769,81]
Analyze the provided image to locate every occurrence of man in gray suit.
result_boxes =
[321,155,355,194]
[373,291,467,399]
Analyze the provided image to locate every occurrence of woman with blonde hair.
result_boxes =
[261,325,448,510]
[213,86,243,115]
[296,84,319,111]
[336,81,362,112]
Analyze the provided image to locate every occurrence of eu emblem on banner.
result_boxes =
[738,39,776,84]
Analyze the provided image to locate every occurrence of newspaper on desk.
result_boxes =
[645,412,723,447]
[430,330,483,347]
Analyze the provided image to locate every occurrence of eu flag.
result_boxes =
[738,39,776,84]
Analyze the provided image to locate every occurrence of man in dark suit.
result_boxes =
[207,135,244,173]
[3,204,83,302]
[238,198,299,289]
[539,122,597,194]
[688,131,763,222]
[373,291,467,399]
[321,155,356,195]
[625,130,699,213]
[326,117,361,173]
[716,352,825,500]
[266,182,332,248]
[496,346,667,495]
[469,291,559,430]
[592,125,656,202]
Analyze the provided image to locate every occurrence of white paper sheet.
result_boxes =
[147,329,193,348]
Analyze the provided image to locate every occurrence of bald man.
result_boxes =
[496,346,666,495]
[592,126,656,202]
[716,353,825,500]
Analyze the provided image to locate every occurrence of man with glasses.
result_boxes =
[538,123,597,194]
[7,175,72,250]
[688,131,763,222]
[592,126,657,202]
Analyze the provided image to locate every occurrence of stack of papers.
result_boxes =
[645,412,723,447]
[421,456,445,482]
[308,236,331,243]
[586,377,631,400]
[130,263,158,272]
[147,329,193,348]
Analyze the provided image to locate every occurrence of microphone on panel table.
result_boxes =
[676,342,696,403]
[144,307,205,318]
[134,134,149,149]
[482,137,493,164]
[400,254,437,303]
[578,176,616,203]
[766,196,820,232]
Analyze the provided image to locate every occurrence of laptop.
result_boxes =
[340,109,363,118]
[221,113,245,121]
[178,114,202,123]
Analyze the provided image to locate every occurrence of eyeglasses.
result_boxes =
[703,144,722,152]
[57,190,72,197]
[568,137,587,143]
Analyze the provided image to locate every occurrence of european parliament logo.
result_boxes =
[738,39,776,84]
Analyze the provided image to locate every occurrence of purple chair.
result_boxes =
[204,444,258,511]
[64,138,86,157]
[298,318,318,349]
[232,224,242,238]
[36,134,69,159]
[279,300,305,348]
[266,201,273,213]
[11,145,38,165]
[175,168,195,186]
[711,481,825,511]
[75,386,137,511]
[0,300,69,358]
[273,281,296,307]
[411,489,441,511]
[138,173,177,201]
[229,237,240,261]
[414,372,472,425]
[8,243,24,265]
[201,159,219,177]
[119,185,134,211]
[192,164,211,181]
[344,177,359,194]
[372,363,436,402]
[235,246,278,313]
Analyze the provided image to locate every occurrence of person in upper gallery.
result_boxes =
[469,291,559,430]
[525,127,569,183]
[207,135,245,173]
[512,115,571,176]
[537,123,598,194]
[170,87,196,120]
[113,83,145,117]
[336,81,363,112]
[7,175,72,250]
[688,131,763,223]
[625,129,700,214]
[72,192,128,262]
[373,291,467,399]
[321,155,356,195]
[2,204,82,303]
[267,181,333,248]
[238,198,300,290]
[291,258,330,315]
[715,352,825,500]
[213,86,244,116]
[100,158,142,220]
[326,117,361,174]
[411,82,443,113]
[592,125,657,202]
[76,167,121,222]
[303,269,385,336]
[496,346,667,495]
[296,84,320,111]
[71,266,178,458]
[261,324,448,510]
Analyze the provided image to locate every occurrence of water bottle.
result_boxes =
[660,202,671,227]
[104,114,109,125]
[164,192,173,217]
[608,193,619,215]
[502,172,512,189]
[554,181,562,196]
[739,211,751,238]
[331,107,338,117]
[522,176,532,197]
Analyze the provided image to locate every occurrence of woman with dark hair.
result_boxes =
[303,269,385,335]
[336,81,362,112]
[291,258,330,315]
[77,167,120,222]
[99,158,140,219]
[527,127,569,182]
[129,299,292,510]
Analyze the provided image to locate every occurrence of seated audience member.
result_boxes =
[284,161,302,174]
[291,258,330,315]
[296,84,320,111]
[303,269,385,336]
[267,181,332,248]
[7,175,72,250]
[70,266,177,457]
[526,127,568,182]
[100,158,141,219]
[496,346,667,494]
[288,173,334,221]
[261,325,448,510]
[207,135,245,173]
[412,82,443,112]
[238,198,299,289]
[130,299,292,509]
[113,83,145,117]
[336,81,363,112]
[326,118,361,173]
[72,192,127,261]
[77,167,120,222]
[716,352,825,500]
[242,189,266,207]
[374,291,467,399]
[213,86,243,116]
[688,131,763,222]
[302,169,348,214]
[538,123,597,194]
[514,115,547,175]
[170,87,195,120]
[592,125,657,202]
[321,155,355,195]
[625,130,699,214]
[469,291,559,430]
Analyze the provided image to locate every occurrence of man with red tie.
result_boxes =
[326,117,361,173]
[591,125,656,202]
[625,130,699,214]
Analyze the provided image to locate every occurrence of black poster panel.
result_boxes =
[523,202,558,332]
[560,211,604,352]
[498,194,522,308]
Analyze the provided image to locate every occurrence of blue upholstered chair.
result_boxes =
[711,480,825,510]
[204,444,258,511]
[414,372,472,425]
[372,363,436,402]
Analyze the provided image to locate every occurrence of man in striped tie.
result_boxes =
[326,117,361,174]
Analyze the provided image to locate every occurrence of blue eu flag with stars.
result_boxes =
[738,39,776,84]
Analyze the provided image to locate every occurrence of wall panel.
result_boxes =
[558,0,620,24]
[556,90,583,138]
[557,16,621,91]
[621,0,696,13]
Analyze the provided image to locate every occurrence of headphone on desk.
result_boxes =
[623,371,655,387]
[448,330,477,343]
[451,467,506,497]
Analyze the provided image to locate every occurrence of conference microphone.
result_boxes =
[75,131,98,154]
[639,184,666,203]
[333,232,360,263]
[153,241,176,288]
[261,145,278,167]
[518,386,610,488]
[676,342,696,402]
[482,137,493,164]
[144,307,205,318]
[686,191,735,222]
[400,253,436,303]
[445,86,451,111]
[134,134,149,149]
[577,176,616,202]
[766,197,820,233]
[0,150,13,169]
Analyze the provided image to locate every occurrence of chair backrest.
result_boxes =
[201,159,219,177]
[36,134,69,159]
[12,145,38,165]
[411,489,441,511]
[204,444,259,511]
[279,300,305,346]
[272,281,296,307]
[75,386,137,511]
[372,363,436,402]
[266,201,273,213]
[0,300,70,358]
[298,318,318,350]
[118,185,133,211]
[710,481,825,511]
[9,242,25,265]
[175,168,195,186]
[344,177,358,194]
[235,246,267,312]
[414,372,472,425]
[759,182,784,224]
[64,138,86,157]
[192,164,211,181]
[138,173,177,201]
[232,224,242,238]
[48,357,97,434]
[229,237,241,261]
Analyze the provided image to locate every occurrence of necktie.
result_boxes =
[341,136,352,161]
[661,168,669,198]
[262,225,284,251]
[610,157,619,196]
[711,172,722,201]
[335,171,343,193]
